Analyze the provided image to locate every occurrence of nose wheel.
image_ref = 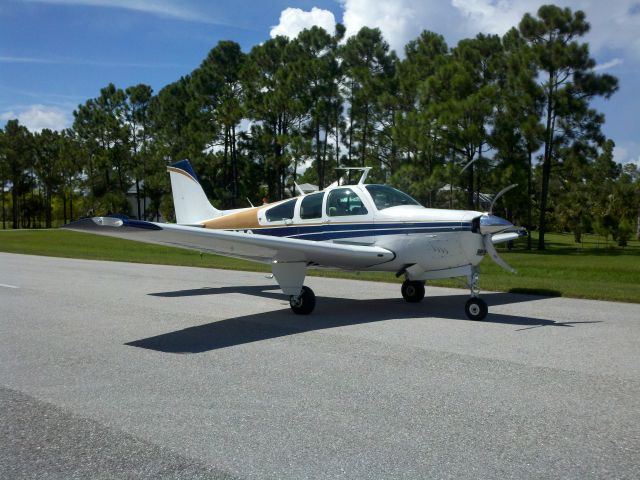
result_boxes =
[465,297,488,321]
[465,267,488,320]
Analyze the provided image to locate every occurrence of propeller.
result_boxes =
[482,234,516,273]
[478,183,519,273]
[489,184,517,215]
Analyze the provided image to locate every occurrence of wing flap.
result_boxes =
[63,217,395,268]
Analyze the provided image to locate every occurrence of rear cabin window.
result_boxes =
[365,184,420,210]
[326,188,368,217]
[265,199,296,222]
[300,192,324,219]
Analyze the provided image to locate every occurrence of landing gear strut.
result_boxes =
[401,280,425,303]
[465,267,488,320]
[289,286,316,315]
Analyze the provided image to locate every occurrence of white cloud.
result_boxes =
[450,1,640,59]
[270,7,336,38]
[0,55,185,68]
[24,0,229,26]
[339,0,640,59]
[614,141,640,167]
[341,0,439,54]
[1,105,70,132]
[593,58,624,71]
[451,0,525,36]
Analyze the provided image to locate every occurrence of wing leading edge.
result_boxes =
[62,217,395,269]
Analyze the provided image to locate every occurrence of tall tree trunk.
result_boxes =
[45,188,52,228]
[316,121,322,189]
[347,89,354,164]
[475,145,483,210]
[69,179,74,222]
[335,105,340,175]
[12,187,18,229]
[142,157,147,220]
[361,103,369,167]
[135,179,141,219]
[527,145,533,251]
[223,127,229,205]
[62,192,67,225]
[2,176,6,229]
[321,126,329,188]
[231,124,238,208]
[538,70,555,250]
[467,153,474,210]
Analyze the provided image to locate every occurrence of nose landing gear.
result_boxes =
[465,267,488,320]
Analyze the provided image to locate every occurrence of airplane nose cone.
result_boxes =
[479,214,513,235]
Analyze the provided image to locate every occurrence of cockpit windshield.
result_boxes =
[365,185,421,210]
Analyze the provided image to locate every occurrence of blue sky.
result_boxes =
[1,0,639,165]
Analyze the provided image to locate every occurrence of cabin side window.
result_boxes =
[300,192,324,220]
[326,188,368,217]
[265,199,296,222]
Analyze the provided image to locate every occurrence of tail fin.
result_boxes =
[167,160,220,224]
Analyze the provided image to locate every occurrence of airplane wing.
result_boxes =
[62,217,395,269]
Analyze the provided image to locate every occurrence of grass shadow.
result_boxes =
[507,287,562,297]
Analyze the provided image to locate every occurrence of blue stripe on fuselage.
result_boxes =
[231,222,472,241]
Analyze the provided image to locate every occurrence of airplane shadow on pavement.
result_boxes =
[128,286,602,354]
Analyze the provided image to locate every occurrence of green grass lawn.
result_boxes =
[1,229,639,303]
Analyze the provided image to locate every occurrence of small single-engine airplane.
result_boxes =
[64,160,525,320]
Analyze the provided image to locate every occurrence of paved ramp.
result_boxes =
[1,253,639,479]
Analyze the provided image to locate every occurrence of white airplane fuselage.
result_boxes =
[198,183,503,281]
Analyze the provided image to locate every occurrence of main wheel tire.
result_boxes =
[401,280,425,303]
[465,297,488,321]
[289,286,316,315]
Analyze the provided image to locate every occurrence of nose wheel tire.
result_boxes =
[401,280,425,303]
[465,297,488,321]
[290,286,316,315]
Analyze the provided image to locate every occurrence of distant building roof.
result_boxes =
[439,184,493,205]
[297,183,318,193]
[127,180,144,195]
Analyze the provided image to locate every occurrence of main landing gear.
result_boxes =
[401,280,425,303]
[289,286,316,315]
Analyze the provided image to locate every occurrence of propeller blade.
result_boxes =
[483,234,516,273]
[489,183,518,214]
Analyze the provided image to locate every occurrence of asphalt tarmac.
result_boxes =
[1,252,639,479]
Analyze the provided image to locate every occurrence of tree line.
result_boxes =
[1,4,638,248]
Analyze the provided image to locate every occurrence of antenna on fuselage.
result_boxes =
[294,182,306,196]
[335,167,372,185]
